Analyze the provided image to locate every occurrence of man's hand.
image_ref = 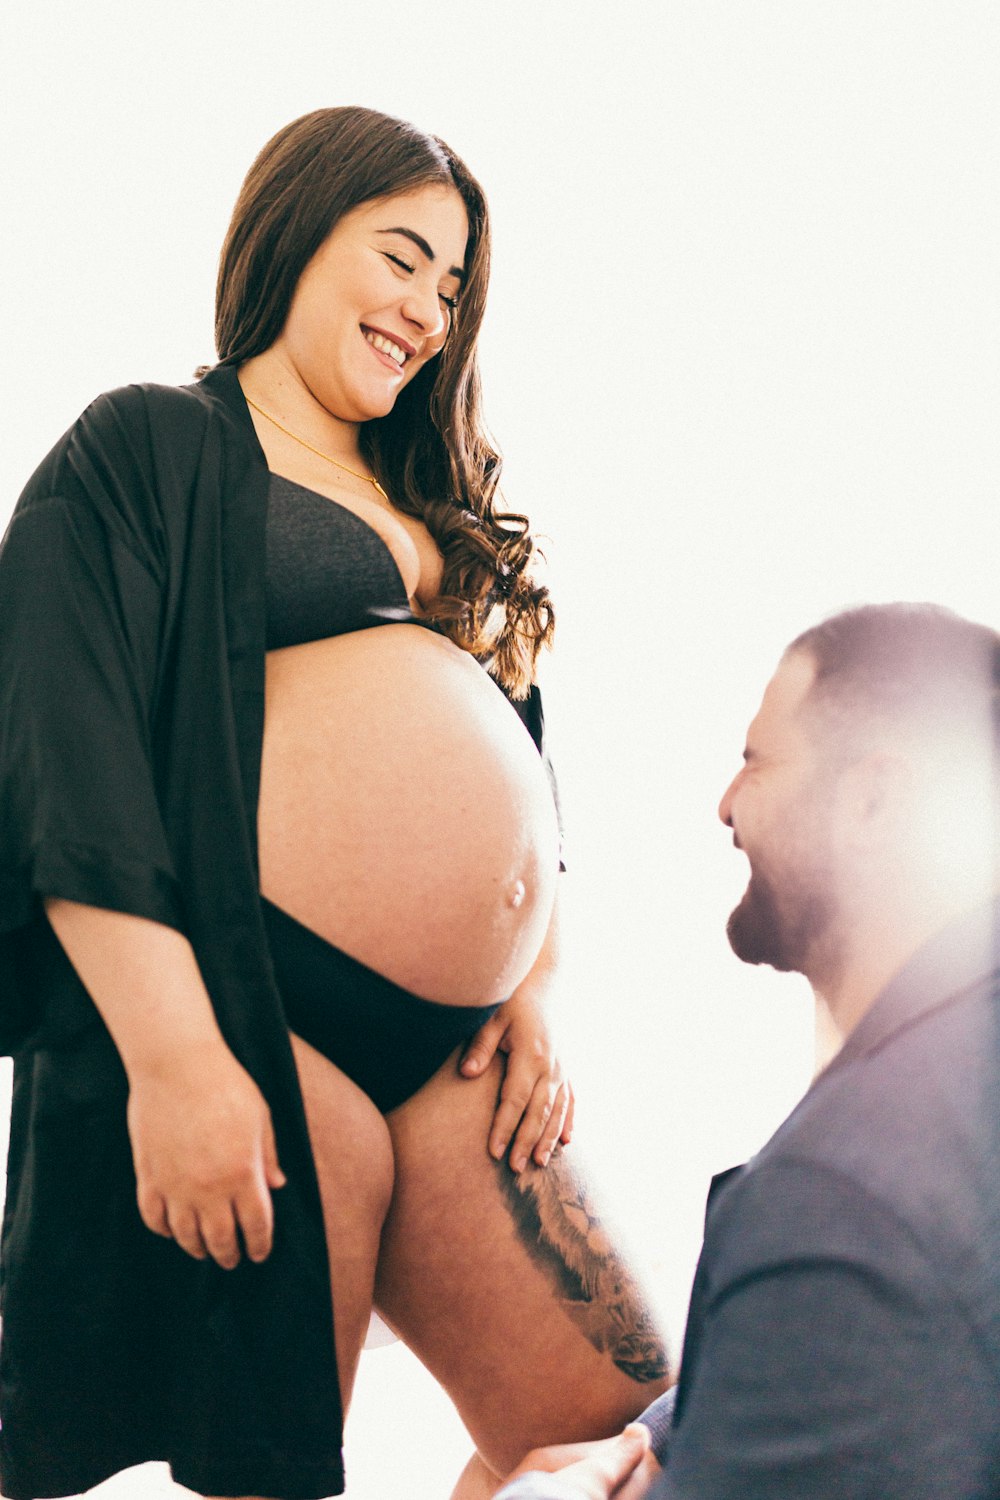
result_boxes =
[501,1424,657,1500]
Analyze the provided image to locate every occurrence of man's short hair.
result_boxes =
[786,603,1000,772]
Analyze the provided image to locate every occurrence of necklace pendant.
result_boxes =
[243,391,391,500]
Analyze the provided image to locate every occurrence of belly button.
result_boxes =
[508,879,526,909]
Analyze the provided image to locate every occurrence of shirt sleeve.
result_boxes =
[636,1386,677,1464]
[649,1158,995,1499]
[0,492,183,937]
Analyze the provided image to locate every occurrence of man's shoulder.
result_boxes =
[705,977,1000,1339]
[782,967,998,1200]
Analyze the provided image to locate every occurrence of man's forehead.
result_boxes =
[745,650,818,752]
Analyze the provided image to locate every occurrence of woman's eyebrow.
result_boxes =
[377,226,466,283]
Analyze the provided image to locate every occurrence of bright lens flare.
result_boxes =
[906,721,999,896]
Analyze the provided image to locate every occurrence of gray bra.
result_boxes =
[265,472,417,649]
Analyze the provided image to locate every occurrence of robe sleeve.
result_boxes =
[0,490,184,943]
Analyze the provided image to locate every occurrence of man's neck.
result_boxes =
[811,898,965,1049]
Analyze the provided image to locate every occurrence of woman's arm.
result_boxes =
[45,899,286,1268]
[459,889,574,1170]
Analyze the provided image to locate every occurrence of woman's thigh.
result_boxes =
[289,1032,395,1411]
[375,1053,671,1477]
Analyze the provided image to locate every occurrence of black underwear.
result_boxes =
[261,899,502,1114]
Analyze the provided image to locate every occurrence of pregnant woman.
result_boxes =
[0,108,669,1499]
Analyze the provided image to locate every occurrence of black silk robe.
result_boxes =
[0,364,556,1498]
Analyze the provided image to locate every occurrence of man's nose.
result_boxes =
[718,774,738,827]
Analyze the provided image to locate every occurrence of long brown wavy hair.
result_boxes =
[212,105,553,696]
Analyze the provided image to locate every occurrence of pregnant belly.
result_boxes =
[257,625,560,1005]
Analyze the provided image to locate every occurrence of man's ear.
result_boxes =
[837,750,913,849]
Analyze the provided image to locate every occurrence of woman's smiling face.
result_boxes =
[273,183,469,423]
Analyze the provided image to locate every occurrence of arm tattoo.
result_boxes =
[495,1150,670,1383]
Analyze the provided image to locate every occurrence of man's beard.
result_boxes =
[726,861,836,976]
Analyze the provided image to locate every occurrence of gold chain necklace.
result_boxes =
[244,394,390,503]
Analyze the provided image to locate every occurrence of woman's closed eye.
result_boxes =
[383,253,459,311]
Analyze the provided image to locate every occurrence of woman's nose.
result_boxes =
[401,282,446,341]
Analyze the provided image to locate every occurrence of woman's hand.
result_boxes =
[460,987,574,1172]
[43,901,287,1269]
[459,886,571,1171]
[500,1425,657,1500]
[128,1041,286,1268]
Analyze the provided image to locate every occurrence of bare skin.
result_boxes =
[287,1033,395,1409]
[258,628,561,1005]
[376,1054,669,1481]
[200,1046,667,1500]
[193,1039,666,1500]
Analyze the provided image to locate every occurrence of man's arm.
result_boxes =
[494,1156,996,1500]
[493,1393,676,1500]
[650,1159,995,1498]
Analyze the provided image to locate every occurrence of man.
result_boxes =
[497,603,1000,1498]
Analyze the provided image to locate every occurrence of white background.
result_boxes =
[2,3,998,1496]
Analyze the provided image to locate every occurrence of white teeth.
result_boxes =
[366,331,407,365]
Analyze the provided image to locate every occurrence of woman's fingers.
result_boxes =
[161,1170,276,1269]
[199,1205,242,1271]
[166,1203,209,1262]
[488,1083,532,1164]
[472,995,573,1171]
[235,1175,277,1264]
[513,1077,567,1172]
[129,1057,285,1269]
[262,1117,288,1192]
[136,1185,171,1238]
[160,1179,276,1270]
[485,1038,548,1164]
[507,1072,567,1173]
[560,1084,575,1146]
[459,1008,508,1078]
[488,1045,574,1171]
[531,1080,571,1166]
[171,1138,279,1269]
